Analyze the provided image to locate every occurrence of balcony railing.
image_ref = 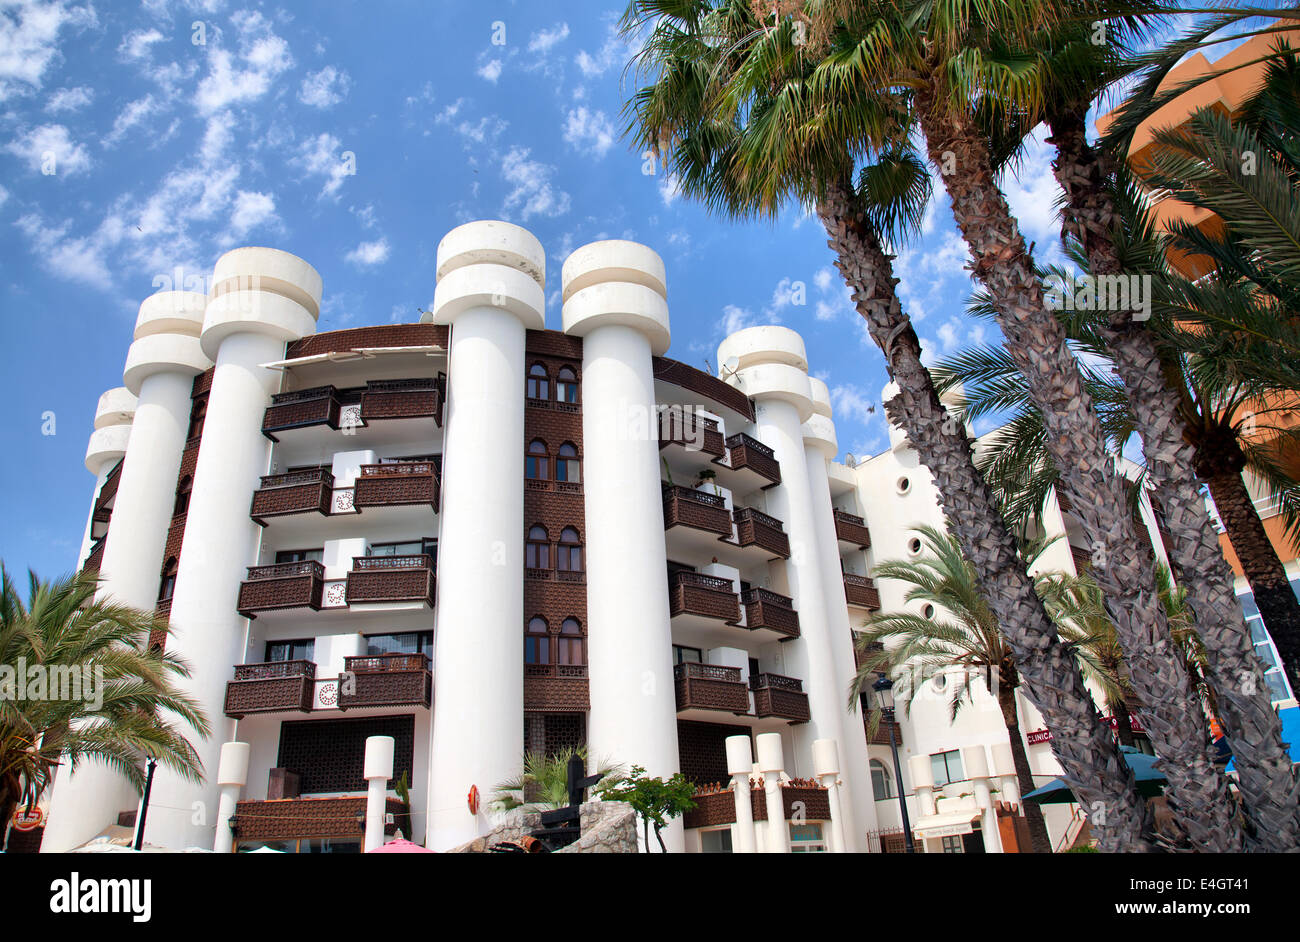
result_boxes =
[523,663,590,712]
[232,796,406,844]
[237,561,325,616]
[360,377,444,426]
[346,555,435,606]
[1070,543,1093,574]
[668,570,740,624]
[740,588,800,639]
[224,659,316,718]
[262,386,341,438]
[732,507,791,558]
[833,509,873,549]
[867,716,904,747]
[659,410,726,458]
[724,433,780,486]
[94,459,123,516]
[82,538,106,576]
[354,462,439,513]
[338,653,431,709]
[750,672,810,723]
[662,484,732,537]
[251,467,334,523]
[843,572,881,610]
[683,783,832,829]
[674,662,750,714]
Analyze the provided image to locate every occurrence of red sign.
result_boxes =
[1026,729,1052,744]
[1102,714,1146,734]
[1026,714,1145,746]
[12,806,44,831]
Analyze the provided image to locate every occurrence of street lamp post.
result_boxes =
[873,674,915,853]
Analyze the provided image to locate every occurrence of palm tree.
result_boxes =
[492,747,619,812]
[852,525,1053,853]
[622,0,1152,850]
[0,566,208,849]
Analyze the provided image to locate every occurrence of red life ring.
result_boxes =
[467,784,480,815]
[12,806,44,831]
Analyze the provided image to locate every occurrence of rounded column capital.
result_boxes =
[717,325,808,373]
[725,735,755,777]
[135,290,206,339]
[94,387,137,430]
[430,221,545,330]
[436,220,545,288]
[802,413,838,457]
[990,742,1016,779]
[908,753,935,790]
[560,240,670,354]
[201,247,323,360]
[812,738,841,777]
[85,423,132,474]
[962,744,991,780]
[216,742,250,788]
[728,363,814,422]
[124,334,212,394]
[755,731,785,775]
[808,376,833,418]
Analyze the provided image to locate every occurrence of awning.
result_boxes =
[912,810,981,840]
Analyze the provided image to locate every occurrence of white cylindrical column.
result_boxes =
[812,738,847,854]
[909,754,937,817]
[145,248,322,851]
[717,327,863,850]
[425,221,544,850]
[364,736,395,852]
[97,291,211,609]
[802,377,877,848]
[963,744,1002,852]
[756,732,788,853]
[213,742,250,854]
[76,387,137,566]
[990,741,1021,805]
[41,391,138,854]
[562,240,681,851]
[726,735,757,854]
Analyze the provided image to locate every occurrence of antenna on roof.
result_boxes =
[719,356,740,379]
[845,453,857,468]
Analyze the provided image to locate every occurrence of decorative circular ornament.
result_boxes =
[467,784,480,815]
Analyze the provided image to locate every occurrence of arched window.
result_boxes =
[526,363,549,400]
[557,527,583,572]
[556,442,580,483]
[187,398,207,441]
[173,475,193,517]
[525,525,550,569]
[557,617,584,665]
[526,439,549,480]
[525,617,550,664]
[870,759,893,801]
[158,557,178,602]
[556,366,578,404]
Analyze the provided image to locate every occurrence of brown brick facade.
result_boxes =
[284,323,448,359]
[677,719,752,786]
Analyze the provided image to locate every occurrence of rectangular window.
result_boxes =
[673,645,702,665]
[930,749,964,787]
[265,639,315,663]
[368,538,435,558]
[276,715,415,794]
[364,631,432,659]
[275,548,323,563]
[525,635,549,665]
[700,828,733,853]
[790,823,826,852]
[941,835,965,854]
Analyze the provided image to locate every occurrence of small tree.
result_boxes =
[492,747,619,812]
[601,765,696,852]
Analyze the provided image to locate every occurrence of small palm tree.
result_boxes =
[0,566,209,848]
[492,747,620,812]
[851,525,1053,854]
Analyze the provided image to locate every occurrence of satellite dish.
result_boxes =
[723,356,739,374]
[845,453,857,468]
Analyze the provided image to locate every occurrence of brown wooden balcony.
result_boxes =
[232,796,405,845]
[750,673,810,724]
[524,663,590,712]
[354,462,439,513]
[732,507,790,559]
[659,409,725,459]
[853,635,885,671]
[251,468,334,524]
[237,561,324,616]
[669,570,741,624]
[262,386,341,439]
[338,653,431,710]
[724,433,780,487]
[740,588,799,639]
[662,484,731,537]
[833,509,872,549]
[93,459,122,518]
[684,784,832,828]
[674,662,750,714]
[360,377,444,426]
[843,572,881,610]
[346,555,435,606]
[224,659,316,718]
[82,538,105,576]
[866,715,904,747]
[1070,543,1093,574]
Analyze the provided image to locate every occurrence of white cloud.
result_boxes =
[45,85,92,112]
[104,95,164,147]
[194,10,294,115]
[562,106,615,159]
[1001,127,1062,247]
[14,212,114,286]
[345,237,390,267]
[658,172,681,207]
[299,65,350,108]
[477,58,502,83]
[227,189,277,236]
[118,27,166,62]
[500,146,570,221]
[0,0,98,101]
[527,22,569,55]
[294,132,352,199]
[5,123,90,175]
[829,384,880,426]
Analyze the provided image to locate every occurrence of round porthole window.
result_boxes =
[907,537,923,556]
[896,476,911,495]
[922,603,935,619]
[932,672,947,691]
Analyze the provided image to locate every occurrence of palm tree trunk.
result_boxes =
[916,83,1244,851]
[997,684,1052,852]
[1049,109,1300,851]
[816,175,1153,852]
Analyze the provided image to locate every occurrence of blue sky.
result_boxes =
[0,0,1094,581]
